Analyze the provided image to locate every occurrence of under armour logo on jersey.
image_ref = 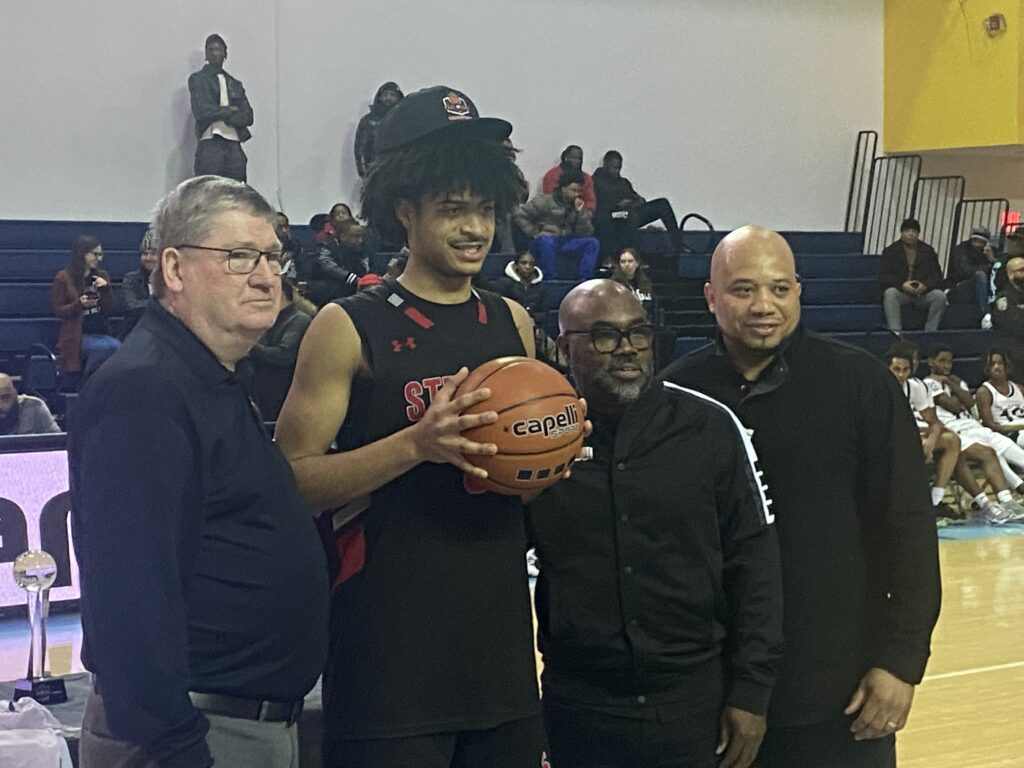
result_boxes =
[391,336,418,352]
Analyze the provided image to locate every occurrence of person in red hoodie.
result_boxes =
[542,145,596,211]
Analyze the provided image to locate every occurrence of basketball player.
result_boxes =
[663,227,940,768]
[886,343,1017,522]
[274,86,544,768]
[976,349,1024,446]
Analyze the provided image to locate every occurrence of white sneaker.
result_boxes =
[976,501,1012,525]
[981,313,993,330]
[999,499,1024,522]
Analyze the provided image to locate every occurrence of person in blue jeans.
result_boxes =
[512,168,599,281]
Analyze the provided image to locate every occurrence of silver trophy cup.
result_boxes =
[12,550,68,704]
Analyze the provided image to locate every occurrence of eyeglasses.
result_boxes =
[562,324,656,353]
[173,244,285,275]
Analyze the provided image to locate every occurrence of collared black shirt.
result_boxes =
[527,382,782,718]
[662,326,941,727]
[70,301,328,768]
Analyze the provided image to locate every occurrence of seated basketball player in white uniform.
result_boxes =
[887,344,1016,522]
[976,350,1024,448]
[924,346,1024,522]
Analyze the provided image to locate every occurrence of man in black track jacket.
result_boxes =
[528,279,783,768]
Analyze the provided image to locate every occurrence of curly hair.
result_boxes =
[361,136,526,245]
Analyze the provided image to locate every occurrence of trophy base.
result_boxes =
[13,676,68,705]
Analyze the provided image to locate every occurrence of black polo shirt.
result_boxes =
[70,301,328,768]
[526,382,782,718]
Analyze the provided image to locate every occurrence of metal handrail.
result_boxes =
[910,176,965,271]
[845,130,878,232]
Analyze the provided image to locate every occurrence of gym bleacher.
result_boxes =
[0,218,997,396]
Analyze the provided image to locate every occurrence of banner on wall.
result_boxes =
[0,437,81,611]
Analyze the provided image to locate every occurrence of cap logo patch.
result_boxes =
[443,91,472,121]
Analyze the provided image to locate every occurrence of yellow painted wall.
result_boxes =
[884,0,1022,151]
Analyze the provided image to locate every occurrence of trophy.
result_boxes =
[12,550,68,705]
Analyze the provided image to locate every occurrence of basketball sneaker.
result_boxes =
[999,499,1024,522]
[975,501,1012,525]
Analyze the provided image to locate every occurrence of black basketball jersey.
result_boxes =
[321,282,540,741]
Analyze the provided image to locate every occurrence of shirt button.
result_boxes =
[637,695,647,704]
[629,619,638,627]
[616,461,626,471]
[620,513,629,523]
[623,565,634,575]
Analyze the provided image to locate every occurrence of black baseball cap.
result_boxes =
[374,85,512,155]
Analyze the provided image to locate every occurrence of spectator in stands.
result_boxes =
[513,169,599,281]
[529,280,782,768]
[946,226,996,329]
[975,349,1024,446]
[188,34,253,182]
[664,226,940,768]
[308,212,332,246]
[592,150,682,255]
[924,344,1024,522]
[307,203,369,305]
[243,277,312,421]
[354,82,403,178]
[52,236,120,379]
[991,256,1024,376]
[120,227,159,338]
[0,373,60,435]
[494,137,532,252]
[71,175,327,768]
[494,251,547,320]
[542,145,596,211]
[878,218,946,332]
[611,247,654,314]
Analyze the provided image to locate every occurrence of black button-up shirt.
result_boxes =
[527,382,783,718]
[70,301,328,768]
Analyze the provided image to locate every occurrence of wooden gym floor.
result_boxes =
[1,531,1022,766]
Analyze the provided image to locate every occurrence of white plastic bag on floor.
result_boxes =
[0,697,73,768]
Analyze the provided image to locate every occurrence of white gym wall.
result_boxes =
[0,0,883,231]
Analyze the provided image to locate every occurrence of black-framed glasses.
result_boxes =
[173,244,285,275]
[563,324,656,353]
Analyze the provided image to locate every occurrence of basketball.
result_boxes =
[456,356,585,495]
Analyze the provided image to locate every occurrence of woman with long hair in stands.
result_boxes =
[611,247,654,313]
[51,235,120,381]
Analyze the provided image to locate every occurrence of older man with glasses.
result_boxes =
[70,175,328,768]
[525,279,783,768]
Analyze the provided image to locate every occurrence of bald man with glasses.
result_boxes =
[526,280,783,768]
[70,176,328,768]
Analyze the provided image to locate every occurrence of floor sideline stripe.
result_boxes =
[923,659,1024,682]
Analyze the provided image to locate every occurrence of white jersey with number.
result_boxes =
[902,378,934,429]
[981,381,1024,428]
[923,377,974,430]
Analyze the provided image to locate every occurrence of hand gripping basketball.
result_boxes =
[454,357,586,495]
[409,366,501,478]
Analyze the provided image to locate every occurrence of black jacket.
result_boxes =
[354,82,402,177]
[592,167,642,218]
[878,240,943,297]
[188,64,253,142]
[946,239,992,287]
[527,382,783,716]
[662,327,941,726]
[492,261,547,317]
[992,283,1024,374]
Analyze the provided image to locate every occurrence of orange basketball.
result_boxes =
[456,357,585,495]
